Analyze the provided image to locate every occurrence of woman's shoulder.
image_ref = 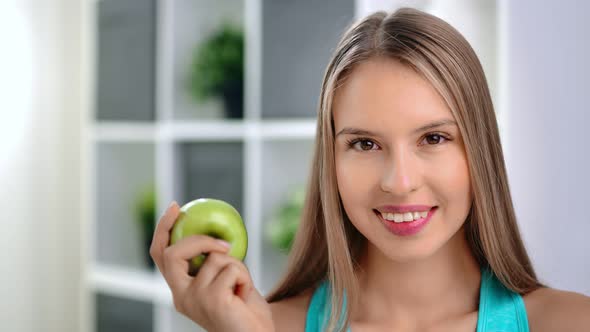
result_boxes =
[269,287,315,332]
[523,286,590,331]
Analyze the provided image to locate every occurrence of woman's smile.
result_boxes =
[373,206,438,236]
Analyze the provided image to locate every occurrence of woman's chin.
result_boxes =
[369,240,439,263]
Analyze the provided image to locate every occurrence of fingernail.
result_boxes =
[169,201,177,209]
[217,240,231,249]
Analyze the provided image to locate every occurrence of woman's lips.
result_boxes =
[374,206,437,236]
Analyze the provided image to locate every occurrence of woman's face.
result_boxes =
[333,57,473,262]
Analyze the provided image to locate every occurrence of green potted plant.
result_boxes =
[188,22,244,118]
[134,184,157,268]
[264,185,305,253]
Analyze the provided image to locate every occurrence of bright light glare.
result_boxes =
[0,2,34,174]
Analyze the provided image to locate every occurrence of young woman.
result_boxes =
[150,8,590,332]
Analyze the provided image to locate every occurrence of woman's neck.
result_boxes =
[351,227,481,328]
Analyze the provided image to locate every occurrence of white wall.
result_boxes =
[504,0,590,294]
[0,1,82,331]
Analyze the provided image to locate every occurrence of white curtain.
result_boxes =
[0,1,81,331]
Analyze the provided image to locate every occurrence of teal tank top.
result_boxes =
[304,267,529,331]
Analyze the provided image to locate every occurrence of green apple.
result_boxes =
[170,198,248,273]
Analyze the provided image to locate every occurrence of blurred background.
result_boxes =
[1,0,588,331]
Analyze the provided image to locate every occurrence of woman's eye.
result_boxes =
[346,134,449,151]
[422,133,448,145]
[348,138,378,151]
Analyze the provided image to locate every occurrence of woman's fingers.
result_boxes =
[150,201,180,268]
[162,235,231,294]
[210,262,252,302]
[191,252,247,290]
[188,252,253,303]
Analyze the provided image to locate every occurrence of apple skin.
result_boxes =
[170,198,248,272]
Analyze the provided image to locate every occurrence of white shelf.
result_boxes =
[92,119,318,142]
[163,120,247,141]
[93,122,157,142]
[259,119,316,140]
[88,264,172,306]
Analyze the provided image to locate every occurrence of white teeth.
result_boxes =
[380,209,430,223]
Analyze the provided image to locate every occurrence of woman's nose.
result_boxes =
[379,151,418,195]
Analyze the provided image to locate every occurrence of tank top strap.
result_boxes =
[304,280,328,332]
[476,267,530,332]
[304,279,351,332]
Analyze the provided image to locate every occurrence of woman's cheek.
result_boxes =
[337,159,360,197]
[337,158,374,213]
[437,149,472,216]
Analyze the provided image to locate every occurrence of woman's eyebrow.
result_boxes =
[412,119,457,134]
[335,119,457,138]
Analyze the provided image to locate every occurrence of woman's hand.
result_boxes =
[150,202,275,332]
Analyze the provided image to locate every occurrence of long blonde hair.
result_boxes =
[265,7,544,331]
